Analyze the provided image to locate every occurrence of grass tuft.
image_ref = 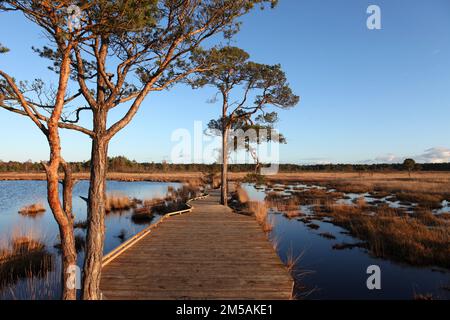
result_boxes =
[0,233,53,290]
[18,203,46,216]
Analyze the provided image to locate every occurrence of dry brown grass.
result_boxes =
[248,201,268,224]
[285,248,303,274]
[4,171,450,191]
[0,171,205,182]
[142,197,165,207]
[0,232,53,290]
[253,172,450,199]
[413,209,446,227]
[171,181,204,202]
[105,194,136,213]
[317,203,450,268]
[284,210,302,219]
[131,183,201,224]
[131,198,162,224]
[231,172,450,270]
[248,201,273,233]
[265,193,301,216]
[292,188,344,206]
[18,203,46,216]
[395,192,444,209]
[131,210,154,225]
[73,219,88,230]
[354,197,367,208]
[236,185,249,204]
[332,183,374,194]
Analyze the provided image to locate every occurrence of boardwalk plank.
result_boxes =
[100,191,293,300]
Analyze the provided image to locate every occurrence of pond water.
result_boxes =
[1,180,448,300]
[243,183,450,300]
[0,180,181,300]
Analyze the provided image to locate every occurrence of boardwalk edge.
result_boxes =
[101,194,210,268]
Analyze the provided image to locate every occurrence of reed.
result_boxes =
[394,192,443,209]
[0,231,53,291]
[105,194,136,213]
[248,201,273,232]
[236,185,249,204]
[18,203,46,216]
[318,203,450,268]
[73,220,88,230]
[131,209,154,225]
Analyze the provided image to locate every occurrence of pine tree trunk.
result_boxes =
[221,126,229,206]
[59,224,77,300]
[46,169,77,300]
[255,161,261,175]
[82,109,108,300]
[60,161,77,300]
[44,50,77,300]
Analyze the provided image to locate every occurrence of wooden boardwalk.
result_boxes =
[100,191,293,300]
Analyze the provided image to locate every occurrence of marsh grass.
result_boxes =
[354,197,367,208]
[395,192,444,209]
[264,176,450,268]
[285,247,303,275]
[105,194,136,213]
[131,183,201,224]
[414,209,446,227]
[292,188,344,206]
[242,173,450,268]
[248,201,273,232]
[317,203,450,268]
[18,203,46,216]
[283,210,302,219]
[73,220,88,230]
[332,183,374,194]
[131,209,154,225]
[54,234,85,254]
[318,232,336,240]
[0,231,53,291]
[173,180,203,202]
[265,193,302,217]
[236,185,249,204]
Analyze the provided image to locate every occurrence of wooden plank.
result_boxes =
[100,190,293,300]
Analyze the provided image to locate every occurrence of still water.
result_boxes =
[0,180,181,299]
[0,180,448,300]
[243,183,450,300]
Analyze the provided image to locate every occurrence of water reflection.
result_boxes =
[242,183,450,300]
[0,180,181,299]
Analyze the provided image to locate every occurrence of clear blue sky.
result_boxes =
[1,0,450,164]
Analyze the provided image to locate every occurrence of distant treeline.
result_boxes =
[1,156,450,173]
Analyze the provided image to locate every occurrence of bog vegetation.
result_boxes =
[234,173,450,269]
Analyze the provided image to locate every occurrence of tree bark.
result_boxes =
[82,108,108,300]
[255,160,261,175]
[44,49,77,300]
[60,161,77,300]
[45,165,77,300]
[220,90,230,206]
[221,126,229,206]
[58,220,77,300]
